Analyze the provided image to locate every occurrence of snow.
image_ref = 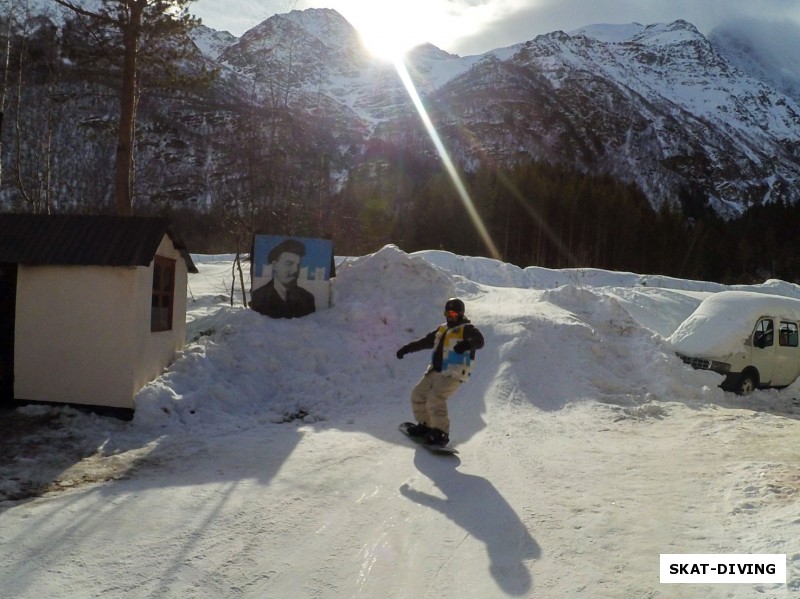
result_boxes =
[189,24,238,61]
[2,245,800,597]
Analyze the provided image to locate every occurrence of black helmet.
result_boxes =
[444,298,465,316]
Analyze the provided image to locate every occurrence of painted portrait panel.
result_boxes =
[251,235,333,318]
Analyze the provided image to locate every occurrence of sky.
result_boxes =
[189,0,800,57]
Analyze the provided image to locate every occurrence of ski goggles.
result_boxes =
[445,310,460,319]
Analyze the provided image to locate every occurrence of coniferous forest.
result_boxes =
[167,157,800,286]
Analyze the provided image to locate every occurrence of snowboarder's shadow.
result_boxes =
[400,451,541,596]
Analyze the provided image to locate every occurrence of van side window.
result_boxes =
[779,322,799,347]
[754,318,774,347]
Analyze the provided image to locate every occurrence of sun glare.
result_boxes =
[345,3,460,61]
[354,16,425,61]
[343,0,494,60]
[394,60,502,260]
[342,2,503,259]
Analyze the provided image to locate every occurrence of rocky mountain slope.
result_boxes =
[187,10,800,216]
[4,7,800,219]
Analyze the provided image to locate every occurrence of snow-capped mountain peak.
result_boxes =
[128,12,800,214]
[12,6,800,218]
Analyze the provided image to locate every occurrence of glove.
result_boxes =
[396,347,408,359]
[453,340,471,354]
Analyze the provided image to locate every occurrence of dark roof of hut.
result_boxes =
[0,214,198,273]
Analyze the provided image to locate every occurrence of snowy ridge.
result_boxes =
[500,21,800,212]
[186,10,800,214]
[189,24,237,61]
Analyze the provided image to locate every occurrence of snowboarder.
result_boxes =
[396,297,485,447]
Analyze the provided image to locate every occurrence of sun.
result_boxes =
[358,28,417,61]
[341,4,457,61]
[351,12,428,61]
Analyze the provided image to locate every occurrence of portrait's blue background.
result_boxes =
[253,235,333,281]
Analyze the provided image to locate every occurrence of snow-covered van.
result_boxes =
[667,290,800,395]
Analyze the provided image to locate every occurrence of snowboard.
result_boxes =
[398,423,459,454]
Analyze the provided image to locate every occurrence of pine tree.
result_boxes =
[52,0,201,216]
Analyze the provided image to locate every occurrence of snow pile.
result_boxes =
[134,245,456,433]
[333,245,455,326]
[535,284,722,407]
[136,245,727,429]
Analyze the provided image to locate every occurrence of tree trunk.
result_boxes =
[0,1,12,190]
[114,1,143,216]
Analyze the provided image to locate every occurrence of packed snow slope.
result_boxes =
[2,245,800,598]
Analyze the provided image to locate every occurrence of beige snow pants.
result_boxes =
[410,371,463,434]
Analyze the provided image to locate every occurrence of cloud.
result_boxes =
[193,0,311,34]
[447,0,800,55]
[710,17,800,96]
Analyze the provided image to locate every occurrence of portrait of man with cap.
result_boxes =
[250,238,316,319]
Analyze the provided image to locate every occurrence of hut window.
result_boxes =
[151,256,175,332]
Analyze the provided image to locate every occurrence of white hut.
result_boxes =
[0,214,198,418]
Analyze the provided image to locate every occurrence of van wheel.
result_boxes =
[735,370,759,396]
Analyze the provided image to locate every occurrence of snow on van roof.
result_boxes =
[667,290,800,357]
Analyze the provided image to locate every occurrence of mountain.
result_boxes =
[3,7,800,222]
[476,20,800,215]
[204,12,800,217]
